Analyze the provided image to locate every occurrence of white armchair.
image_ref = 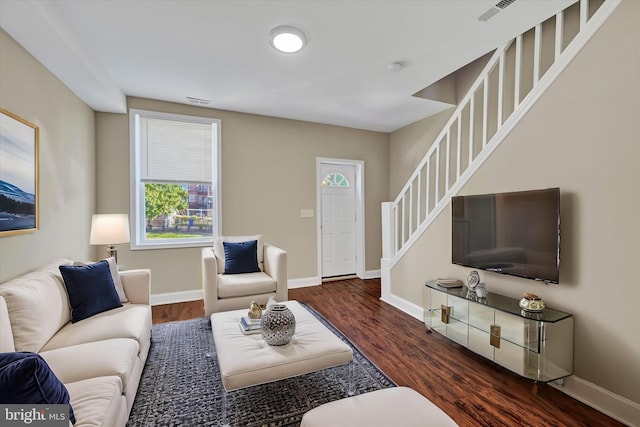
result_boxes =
[202,236,287,316]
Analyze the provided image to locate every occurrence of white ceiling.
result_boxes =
[0,0,575,132]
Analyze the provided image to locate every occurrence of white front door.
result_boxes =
[320,163,356,278]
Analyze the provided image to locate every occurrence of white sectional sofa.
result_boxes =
[0,259,152,426]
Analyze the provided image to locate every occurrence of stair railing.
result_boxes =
[382,0,621,272]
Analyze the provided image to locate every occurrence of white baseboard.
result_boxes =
[551,376,640,427]
[288,271,380,289]
[288,276,321,289]
[380,292,423,321]
[364,269,381,279]
[150,290,203,306]
[151,273,381,303]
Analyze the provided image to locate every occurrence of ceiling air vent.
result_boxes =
[186,97,212,106]
[478,0,517,22]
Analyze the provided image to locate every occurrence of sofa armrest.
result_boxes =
[263,244,288,302]
[202,247,219,316]
[120,269,151,305]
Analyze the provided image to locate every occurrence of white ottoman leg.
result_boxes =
[347,361,355,396]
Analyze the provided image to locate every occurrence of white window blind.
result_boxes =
[129,108,221,250]
[139,117,213,183]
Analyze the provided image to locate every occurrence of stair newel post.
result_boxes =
[381,202,394,261]
[380,202,395,302]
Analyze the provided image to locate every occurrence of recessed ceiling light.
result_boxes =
[269,25,306,54]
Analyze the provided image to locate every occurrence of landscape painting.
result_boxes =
[0,109,39,236]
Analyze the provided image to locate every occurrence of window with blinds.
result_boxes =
[129,109,221,249]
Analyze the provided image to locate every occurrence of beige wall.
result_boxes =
[389,0,640,405]
[0,30,96,282]
[96,97,389,294]
[0,26,389,295]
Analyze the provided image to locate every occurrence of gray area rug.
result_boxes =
[128,303,396,426]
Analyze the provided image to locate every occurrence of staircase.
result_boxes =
[381,0,621,302]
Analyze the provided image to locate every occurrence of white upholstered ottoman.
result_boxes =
[210,300,353,391]
[300,386,458,427]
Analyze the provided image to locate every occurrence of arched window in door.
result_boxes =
[321,172,350,188]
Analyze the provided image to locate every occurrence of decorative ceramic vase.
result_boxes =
[261,304,296,346]
[475,283,487,298]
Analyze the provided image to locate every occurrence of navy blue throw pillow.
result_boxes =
[223,240,260,274]
[59,260,122,323]
[0,352,76,424]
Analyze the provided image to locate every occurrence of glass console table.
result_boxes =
[424,280,573,382]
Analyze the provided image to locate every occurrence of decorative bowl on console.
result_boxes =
[519,293,545,312]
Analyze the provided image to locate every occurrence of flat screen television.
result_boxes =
[451,188,560,284]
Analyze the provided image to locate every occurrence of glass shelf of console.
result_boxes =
[424,280,572,323]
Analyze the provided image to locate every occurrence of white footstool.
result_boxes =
[300,386,458,427]
[210,300,352,391]
[211,300,354,426]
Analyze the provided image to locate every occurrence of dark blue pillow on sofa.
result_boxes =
[223,240,260,274]
[0,352,76,424]
[59,260,122,323]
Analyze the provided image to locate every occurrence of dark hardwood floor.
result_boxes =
[152,278,623,427]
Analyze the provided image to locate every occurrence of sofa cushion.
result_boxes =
[214,235,263,272]
[66,376,127,427]
[0,259,73,352]
[223,240,260,274]
[59,260,123,323]
[41,304,151,353]
[74,257,128,303]
[41,338,139,392]
[217,272,276,298]
[0,297,14,352]
[0,352,75,424]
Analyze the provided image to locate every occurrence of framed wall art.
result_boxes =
[0,108,39,236]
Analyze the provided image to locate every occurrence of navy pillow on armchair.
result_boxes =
[0,352,76,424]
[59,260,122,323]
[223,240,260,274]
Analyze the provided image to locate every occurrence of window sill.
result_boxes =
[130,240,213,250]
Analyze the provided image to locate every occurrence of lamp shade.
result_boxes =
[90,214,130,245]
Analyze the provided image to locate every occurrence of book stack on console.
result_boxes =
[437,278,463,288]
[239,316,262,335]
